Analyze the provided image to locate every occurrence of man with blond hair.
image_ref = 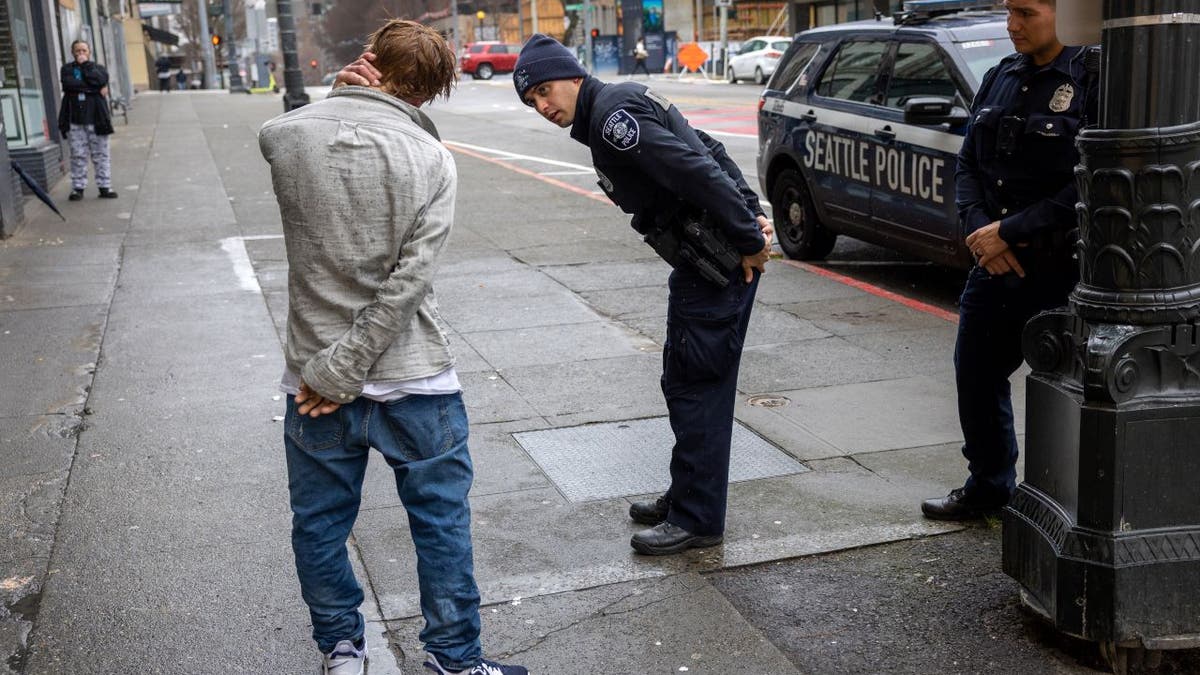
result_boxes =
[259,20,527,675]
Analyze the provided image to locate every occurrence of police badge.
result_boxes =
[602,109,640,150]
[1049,83,1074,113]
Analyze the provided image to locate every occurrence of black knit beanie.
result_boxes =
[513,34,588,103]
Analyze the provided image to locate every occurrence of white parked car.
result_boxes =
[728,36,793,84]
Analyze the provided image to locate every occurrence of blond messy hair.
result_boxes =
[365,20,457,103]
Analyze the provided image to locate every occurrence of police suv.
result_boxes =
[757,0,1012,268]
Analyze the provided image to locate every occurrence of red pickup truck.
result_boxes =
[460,42,521,80]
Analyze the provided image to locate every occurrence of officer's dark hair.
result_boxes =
[364,19,456,104]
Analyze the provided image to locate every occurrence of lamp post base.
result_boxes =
[283,89,310,112]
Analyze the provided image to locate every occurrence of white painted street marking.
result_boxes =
[220,235,283,292]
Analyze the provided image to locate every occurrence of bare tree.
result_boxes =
[319,0,427,64]
[177,0,248,68]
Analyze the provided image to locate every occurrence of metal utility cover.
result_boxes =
[513,417,807,503]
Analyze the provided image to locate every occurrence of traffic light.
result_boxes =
[310,59,318,69]
[211,34,221,47]
[590,28,599,39]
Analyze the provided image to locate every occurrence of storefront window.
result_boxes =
[1,0,48,147]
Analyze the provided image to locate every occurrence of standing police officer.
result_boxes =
[511,35,773,554]
[922,0,1097,520]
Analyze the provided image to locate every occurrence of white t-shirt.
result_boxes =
[280,366,461,403]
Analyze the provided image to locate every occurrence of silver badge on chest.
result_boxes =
[1049,83,1074,113]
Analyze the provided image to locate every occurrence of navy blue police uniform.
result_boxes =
[949,45,1096,508]
[570,76,767,537]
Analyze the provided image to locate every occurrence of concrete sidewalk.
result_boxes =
[2,91,1030,674]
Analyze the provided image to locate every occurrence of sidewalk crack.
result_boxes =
[496,579,707,658]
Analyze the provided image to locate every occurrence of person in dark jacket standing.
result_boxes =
[155,54,172,92]
[337,35,775,555]
[921,0,1096,520]
[59,40,117,201]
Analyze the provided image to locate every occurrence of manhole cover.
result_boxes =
[513,417,807,502]
[747,395,790,408]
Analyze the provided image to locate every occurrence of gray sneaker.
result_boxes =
[322,637,367,675]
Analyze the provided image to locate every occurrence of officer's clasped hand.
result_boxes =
[757,214,775,248]
[966,221,1024,278]
[335,52,382,88]
[740,215,774,283]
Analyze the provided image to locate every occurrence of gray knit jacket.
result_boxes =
[258,86,456,403]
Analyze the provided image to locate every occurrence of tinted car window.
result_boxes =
[469,44,486,53]
[743,40,764,53]
[767,42,821,93]
[885,42,960,107]
[771,40,792,51]
[956,39,1012,85]
[505,44,521,53]
[816,40,888,104]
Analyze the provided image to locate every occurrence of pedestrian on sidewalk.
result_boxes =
[154,55,172,92]
[339,34,774,556]
[260,20,527,675]
[921,0,1096,521]
[630,37,651,79]
[58,40,117,201]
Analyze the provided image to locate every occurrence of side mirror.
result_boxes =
[903,96,968,126]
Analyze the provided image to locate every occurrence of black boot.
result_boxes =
[630,522,723,556]
[98,187,118,199]
[68,189,84,201]
[921,488,1006,521]
[629,494,670,525]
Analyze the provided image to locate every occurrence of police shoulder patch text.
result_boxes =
[602,109,640,150]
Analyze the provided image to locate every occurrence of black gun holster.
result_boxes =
[643,211,742,288]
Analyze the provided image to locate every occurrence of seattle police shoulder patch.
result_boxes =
[602,109,640,151]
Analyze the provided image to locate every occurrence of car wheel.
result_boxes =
[771,168,836,260]
[477,63,494,80]
[755,66,766,85]
[727,67,737,83]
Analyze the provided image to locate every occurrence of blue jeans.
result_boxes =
[284,392,482,669]
[661,267,759,536]
[955,266,1075,501]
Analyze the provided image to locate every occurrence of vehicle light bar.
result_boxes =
[895,0,999,25]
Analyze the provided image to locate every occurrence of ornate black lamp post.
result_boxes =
[1003,1,1200,671]
[277,0,310,111]
[223,0,248,91]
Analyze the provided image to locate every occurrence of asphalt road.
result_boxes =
[710,524,1200,675]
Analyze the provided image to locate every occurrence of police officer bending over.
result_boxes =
[519,36,773,554]
[922,0,1097,521]
[339,35,771,555]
